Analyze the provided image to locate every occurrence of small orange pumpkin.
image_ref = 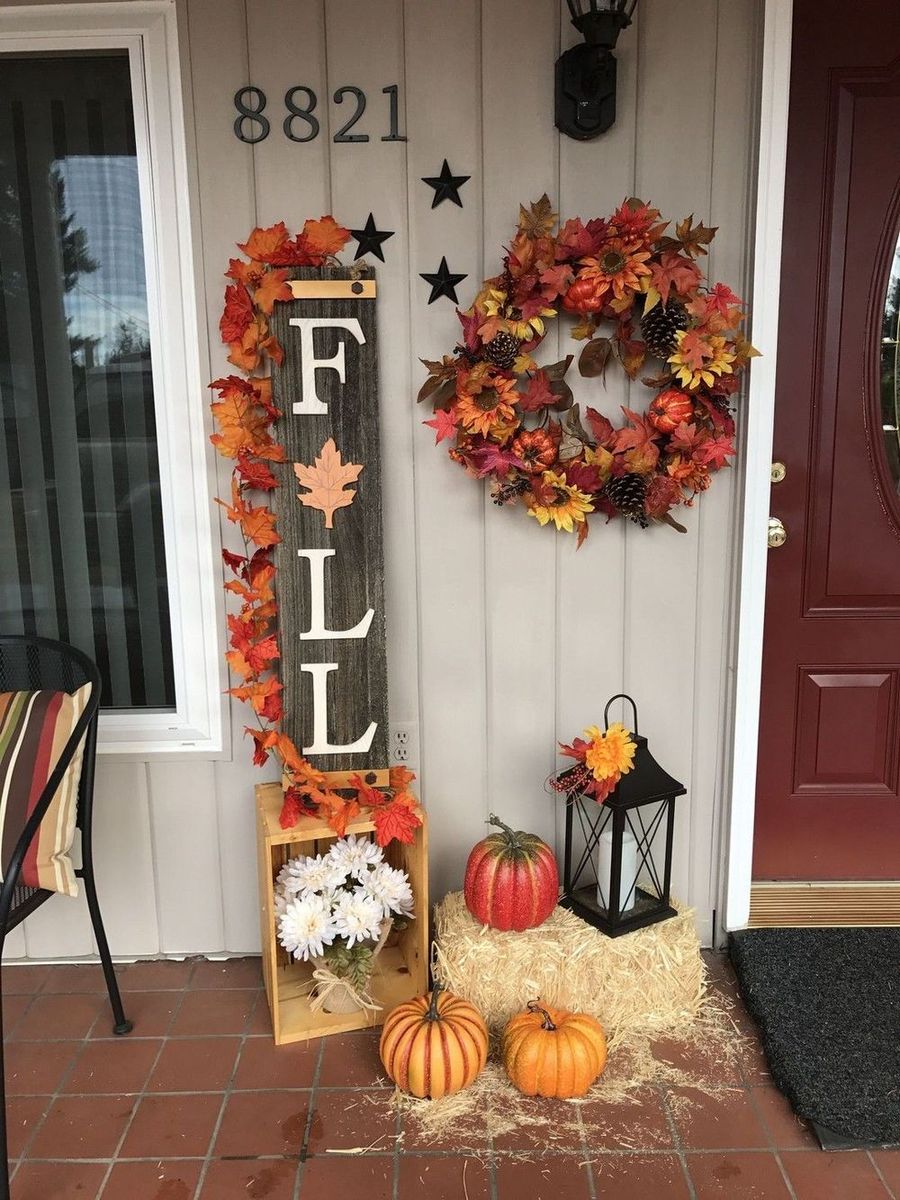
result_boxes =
[380,982,489,1099]
[503,1001,607,1099]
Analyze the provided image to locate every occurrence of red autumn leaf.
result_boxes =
[424,408,457,444]
[706,282,743,318]
[517,370,555,413]
[648,252,703,304]
[563,459,603,494]
[576,515,590,550]
[465,440,526,479]
[644,473,683,519]
[389,765,416,791]
[585,407,616,448]
[236,453,279,491]
[348,773,386,808]
[301,216,351,259]
[372,795,422,847]
[219,283,254,343]
[238,222,290,263]
[539,263,573,301]
[556,216,608,261]
[253,268,292,315]
[240,634,280,675]
[693,432,736,469]
[456,309,481,354]
[614,408,661,454]
[667,422,705,454]
[279,791,303,829]
[222,548,248,575]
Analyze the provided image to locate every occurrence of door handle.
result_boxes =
[768,517,787,548]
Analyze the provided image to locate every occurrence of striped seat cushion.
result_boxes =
[0,686,92,898]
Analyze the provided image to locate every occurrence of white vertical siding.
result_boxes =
[4,0,761,959]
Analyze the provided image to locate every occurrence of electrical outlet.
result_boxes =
[389,721,419,769]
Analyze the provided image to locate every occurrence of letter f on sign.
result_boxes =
[289,318,366,415]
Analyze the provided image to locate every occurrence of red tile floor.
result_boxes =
[1,952,897,1199]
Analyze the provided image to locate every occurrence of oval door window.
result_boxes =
[881,232,900,491]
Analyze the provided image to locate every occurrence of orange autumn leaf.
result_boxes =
[293,438,363,529]
[253,268,292,315]
[216,481,281,549]
[313,789,361,838]
[225,648,254,681]
[228,675,283,719]
[389,765,416,791]
[301,216,351,259]
[238,221,290,263]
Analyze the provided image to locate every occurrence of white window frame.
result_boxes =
[0,2,226,756]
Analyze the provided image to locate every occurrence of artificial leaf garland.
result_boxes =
[211,218,422,845]
[418,196,758,544]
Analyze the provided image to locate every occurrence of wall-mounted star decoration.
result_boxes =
[420,257,468,305]
[349,213,395,262]
[422,159,470,208]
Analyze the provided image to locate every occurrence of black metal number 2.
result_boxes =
[233,86,269,144]
[233,84,407,144]
[333,86,368,143]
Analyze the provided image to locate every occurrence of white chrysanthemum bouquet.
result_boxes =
[275,834,414,998]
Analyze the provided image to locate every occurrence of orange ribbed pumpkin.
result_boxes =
[379,983,489,1099]
[503,1001,607,1099]
[647,387,695,434]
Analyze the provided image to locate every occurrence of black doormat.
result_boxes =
[729,928,900,1147]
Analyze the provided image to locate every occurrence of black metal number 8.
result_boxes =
[283,87,320,143]
[233,87,270,144]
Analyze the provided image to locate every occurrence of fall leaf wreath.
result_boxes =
[211,216,422,844]
[419,196,758,545]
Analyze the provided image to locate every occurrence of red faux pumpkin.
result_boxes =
[464,814,559,931]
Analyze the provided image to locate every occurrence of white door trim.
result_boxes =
[723,0,794,930]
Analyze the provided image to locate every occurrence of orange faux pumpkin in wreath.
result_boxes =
[419,196,758,545]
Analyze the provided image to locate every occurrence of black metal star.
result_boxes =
[420,257,467,305]
[349,213,394,262]
[421,159,470,208]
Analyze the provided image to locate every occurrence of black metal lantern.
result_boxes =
[555,0,638,140]
[557,695,686,937]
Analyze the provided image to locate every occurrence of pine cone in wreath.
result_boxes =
[641,299,688,359]
[483,331,520,370]
[603,473,650,527]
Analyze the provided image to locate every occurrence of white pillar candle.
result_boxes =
[596,827,638,914]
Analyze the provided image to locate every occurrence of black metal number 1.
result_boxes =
[233,87,270,144]
[381,84,407,142]
[333,86,369,143]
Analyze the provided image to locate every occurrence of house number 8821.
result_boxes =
[233,84,407,144]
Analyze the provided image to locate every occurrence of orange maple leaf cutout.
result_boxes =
[293,438,363,529]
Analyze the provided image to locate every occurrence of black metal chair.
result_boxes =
[0,635,132,1195]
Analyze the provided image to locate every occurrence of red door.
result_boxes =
[753,1,900,880]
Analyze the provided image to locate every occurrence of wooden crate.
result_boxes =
[256,782,429,1045]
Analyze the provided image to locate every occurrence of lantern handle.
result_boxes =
[603,693,639,734]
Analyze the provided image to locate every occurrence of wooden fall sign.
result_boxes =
[270,266,389,782]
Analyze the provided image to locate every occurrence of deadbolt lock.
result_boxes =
[771,461,786,484]
[768,517,787,549]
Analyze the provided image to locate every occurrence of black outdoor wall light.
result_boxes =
[556,0,638,140]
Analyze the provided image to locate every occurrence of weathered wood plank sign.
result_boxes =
[270,266,388,777]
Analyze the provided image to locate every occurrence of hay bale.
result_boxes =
[433,891,703,1046]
